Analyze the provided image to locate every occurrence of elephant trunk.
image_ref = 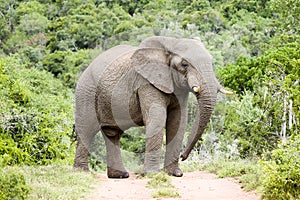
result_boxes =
[181,88,217,161]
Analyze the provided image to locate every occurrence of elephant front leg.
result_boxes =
[144,120,165,174]
[164,106,187,177]
[143,101,169,174]
[102,128,129,179]
[139,90,167,175]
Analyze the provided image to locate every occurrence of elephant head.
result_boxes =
[139,36,232,161]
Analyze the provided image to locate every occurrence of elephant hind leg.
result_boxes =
[74,84,101,171]
[73,123,100,171]
[74,136,90,171]
[74,104,100,171]
[102,127,129,179]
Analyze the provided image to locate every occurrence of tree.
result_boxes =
[269,0,300,34]
[18,13,48,36]
[46,3,131,52]
[218,41,300,157]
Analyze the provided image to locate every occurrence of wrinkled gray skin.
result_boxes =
[74,36,225,178]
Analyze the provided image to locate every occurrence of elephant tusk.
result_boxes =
[192,86,200,93]
[219,88,233,95]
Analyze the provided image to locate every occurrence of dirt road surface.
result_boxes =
[87,171,260,200]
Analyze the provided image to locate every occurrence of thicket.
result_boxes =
[0,57,74,165]
[216,39,300,158]
[0,167,30,199]
[261,135,300,200]
[0,0,299,199]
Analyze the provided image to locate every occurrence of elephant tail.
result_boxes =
[71,124,77,144]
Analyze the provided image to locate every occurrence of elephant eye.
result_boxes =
[181,61,188,69]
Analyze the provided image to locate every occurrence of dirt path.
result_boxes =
[87,171,260,200]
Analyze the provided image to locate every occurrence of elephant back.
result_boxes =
[78,45,137,88]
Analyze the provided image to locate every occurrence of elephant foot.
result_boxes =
[74,138,90,172]
[73,165,90,172]
[107,167,129,179]
[142,169,161,177]
[170,168,183,177]
[164,163,183,177]
[73,163,90,172]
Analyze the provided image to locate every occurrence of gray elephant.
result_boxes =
[73,36,231,178]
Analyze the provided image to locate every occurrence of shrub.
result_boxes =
[146,172,173,189]
[146,172,180,198]
[0,167,30,200]
[21,164,99,199]
[42,49,93,88]
[0,57,74,165]
[260,135,300,200]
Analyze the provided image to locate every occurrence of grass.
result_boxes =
[180,159,262,191]
[146,172,180,198]
[152,188,180,198]
[8,164,100,200]
[1,159,261,199]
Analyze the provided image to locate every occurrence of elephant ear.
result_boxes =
[132,48,174,94]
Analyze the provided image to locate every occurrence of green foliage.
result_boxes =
[217,0,266,19]
[218,41,300,158]
[104,0,151,15]
[0,4,299,200]
[15,1,47,18]
[121,127,145,154]
[146,172,180,198]
[269,0,300,34]
[121,149,143,172]
[214,160,260,179]
[8,164,99,200]
[146,172,173,189]
[89,132,107,172]
[42,49,94,87]
[0,57,74,165]
[223,92,277,157]
[0,17,10,50]
[0,135,30,165]
[181,1,227,33]
[184,159,249,178]
[260,135,300,200]
[0,167,30,200]
[18,13,48,36]
[89,128,145,172]
[46,3,132,52]
[152,188,180,198]
[219,57,264,94]
[180,159,262,191]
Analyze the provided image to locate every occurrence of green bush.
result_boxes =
[120,127,145,154]
[260,135,300,200]
[89,128,145,172]
[42,49,93,88]
[146,172,180,198]
[0,136,30,165]
[0,57,74,165]
[89,132,107,172]
[0,167,30,200]
[218,43,300,159]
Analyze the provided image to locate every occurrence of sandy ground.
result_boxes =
[87,171,260,200]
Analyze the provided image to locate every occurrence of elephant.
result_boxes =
[73,36,232,178]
